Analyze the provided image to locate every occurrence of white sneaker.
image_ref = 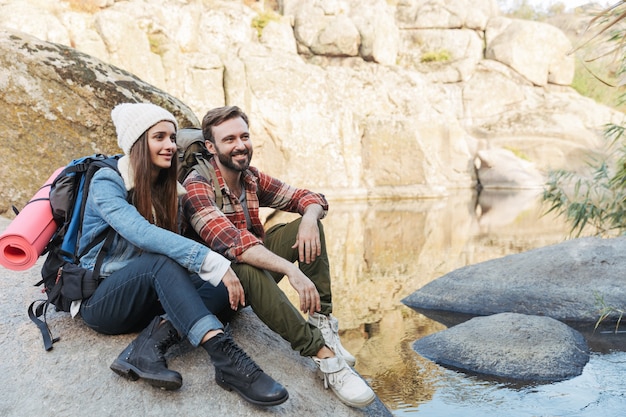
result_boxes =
[313,356,375,408]
[308,312,356,366]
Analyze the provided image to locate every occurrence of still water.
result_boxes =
[274,189,626,416]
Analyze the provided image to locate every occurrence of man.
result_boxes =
[181,106,375,408]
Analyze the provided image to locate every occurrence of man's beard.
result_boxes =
[216,148,252,172]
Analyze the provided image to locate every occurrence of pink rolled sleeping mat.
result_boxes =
[0,168,63,271]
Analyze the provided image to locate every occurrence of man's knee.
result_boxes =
[232,264,271,288]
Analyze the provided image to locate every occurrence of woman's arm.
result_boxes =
[88,168,223,275]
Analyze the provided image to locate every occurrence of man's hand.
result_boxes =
[287,269,321,315]
[292,205,323,264]
[239,245,320,314]
[221,268,245,310]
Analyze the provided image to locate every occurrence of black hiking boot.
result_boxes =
[110,316,183,390]
[202,330,289,406]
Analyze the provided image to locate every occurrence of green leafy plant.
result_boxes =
[542,137,621,238]
[420,49,451,63]
[251,10,280,38]
[594,292,625,333]
[543,2,626,238]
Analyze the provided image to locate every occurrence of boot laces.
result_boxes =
[156,329,180,355]
[221,336,263,379]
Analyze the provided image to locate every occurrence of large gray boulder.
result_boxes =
[402,236,626,325]
[413,312,590,382]
[405,227,602,383]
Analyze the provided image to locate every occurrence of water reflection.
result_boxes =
[271,188,578,413]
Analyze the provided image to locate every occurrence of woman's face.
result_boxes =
[147,121,177,171]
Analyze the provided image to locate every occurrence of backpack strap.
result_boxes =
[193,156,224,210]
[28,227,116,351]
[80,227,116,297]
[92,228,115,281]
[28,300,57,351]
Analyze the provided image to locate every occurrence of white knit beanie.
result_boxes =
[111,103,179,155]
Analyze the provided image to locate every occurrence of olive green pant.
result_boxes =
[231,218,332,357]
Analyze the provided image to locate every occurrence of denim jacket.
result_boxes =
[78,159,210,278]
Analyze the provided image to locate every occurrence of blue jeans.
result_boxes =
[80,252,226,346]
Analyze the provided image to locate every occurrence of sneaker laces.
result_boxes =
[316,315,342,351]
[320,360,350,390]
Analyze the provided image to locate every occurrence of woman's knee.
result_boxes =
[141,253,184,275]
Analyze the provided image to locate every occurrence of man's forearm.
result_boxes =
[238,244,298,276]
[303,203,324,220]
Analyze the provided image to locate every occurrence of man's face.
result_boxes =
[206,117,253,172]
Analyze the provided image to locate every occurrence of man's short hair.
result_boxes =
[202,106,250,143]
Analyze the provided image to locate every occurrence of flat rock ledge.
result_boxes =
[413,312,590,382]
[0,217,391,417]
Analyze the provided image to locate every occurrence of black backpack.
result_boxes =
[177,127,223,209]
[28,154,122,351]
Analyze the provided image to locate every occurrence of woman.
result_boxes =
[77,102,288,406]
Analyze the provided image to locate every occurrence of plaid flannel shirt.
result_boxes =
[182,157,328,262]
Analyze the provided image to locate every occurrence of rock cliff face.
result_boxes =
[0,30,199,215]
[0,0,623,215]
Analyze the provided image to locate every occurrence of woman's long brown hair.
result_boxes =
[128,129,179,233]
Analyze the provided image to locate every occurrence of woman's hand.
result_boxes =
[221,268,245,310]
